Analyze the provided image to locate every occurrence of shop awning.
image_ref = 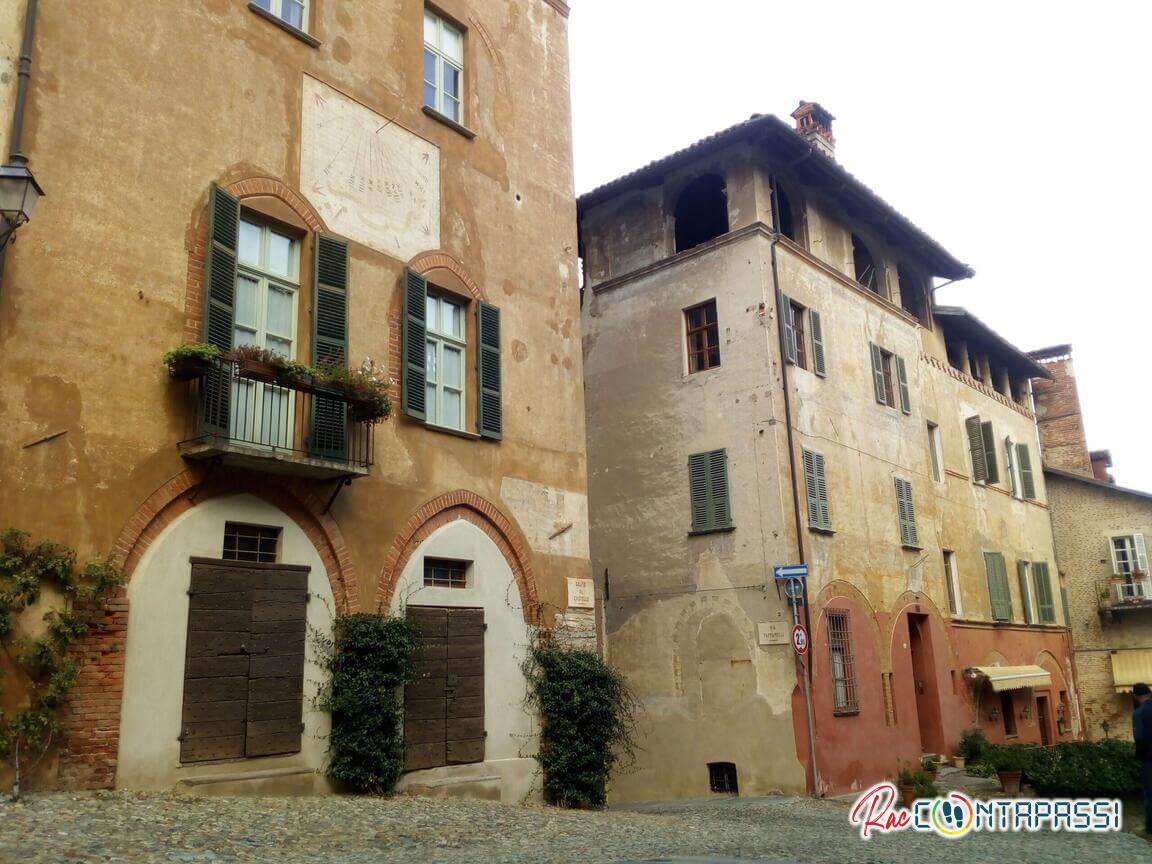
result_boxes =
[972,665,1052,692]
[1110,651,1152,693]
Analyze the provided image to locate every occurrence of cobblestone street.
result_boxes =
[1,791,1147,864]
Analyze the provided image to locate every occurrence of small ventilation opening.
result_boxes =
[674,174,728,253]
[708,761,739,794]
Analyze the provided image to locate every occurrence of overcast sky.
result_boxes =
[569,1,1152,491]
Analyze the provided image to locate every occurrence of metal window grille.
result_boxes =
[424,558,469,589]
[222,522,280,563]
[827,610,859,714]
[707,761,738,794]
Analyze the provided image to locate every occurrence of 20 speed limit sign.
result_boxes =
[791,624,809,656]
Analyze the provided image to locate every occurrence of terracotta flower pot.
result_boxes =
[952,756,966,769]
[997,770,1022,796]
[899,784,916,808]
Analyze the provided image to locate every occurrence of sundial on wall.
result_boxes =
[301,75,440,261]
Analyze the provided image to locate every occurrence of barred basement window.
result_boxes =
[827,610,859,715]
[424,558,469,588]
[222,523,281,563]
[708,761,739,794]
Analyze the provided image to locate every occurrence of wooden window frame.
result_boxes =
[423,557,469,589]
[827,609,859,715]
[251,0,309,33]
[685,300,721,374]
[943,550,961,616]
[425,292,468,431]
[790,300,808,370]
[927,422,943,483]
[424,8,465,124]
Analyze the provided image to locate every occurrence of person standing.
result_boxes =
[1134,682,1152,834]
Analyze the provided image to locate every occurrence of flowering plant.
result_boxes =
[320,357,393,422]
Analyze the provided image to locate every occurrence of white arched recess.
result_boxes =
[117,494,334,793]
[391,519,539,804]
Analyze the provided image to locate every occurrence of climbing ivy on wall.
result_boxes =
[0,528,122,799]
[317,613,415,793]
[523,633,638,809]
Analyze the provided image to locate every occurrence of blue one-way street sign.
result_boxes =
[773,564,808,580]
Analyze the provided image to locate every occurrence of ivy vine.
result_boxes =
[523,633,638,809]
[0,528,122,799]
[315,613,415,793]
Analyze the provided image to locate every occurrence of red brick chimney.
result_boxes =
[1090,450,1115,484]
[791,101,835,158]
[1028,345,1093,476]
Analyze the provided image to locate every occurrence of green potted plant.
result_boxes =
[321,358,393,423]
[229,344,282,383]
[163,342,220,380]
[986,744,1028,796]
[958,727,987,767]
[920,754,938,780]
[896,763,927,808]
[276,359,320,392]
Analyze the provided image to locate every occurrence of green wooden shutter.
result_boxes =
[815,451,830,529]
[981,420,999,483]
[311,235,349,460]
[709,449,732,528]
[966,416,987,482]
[1034,562,1056,623]
[778,290,796,364]
[804,449,820,528]
[1017,443,1036,499]
[402,269,428,420]
[688,452,711,532]
[895,478,919,547]
[870,343,887,404]
[201,184,239,436]
[810,310,826,377]
[476,301,503,440]
[1017,560,1034,624]
[895,355,911,414]
[985,552,1012,621]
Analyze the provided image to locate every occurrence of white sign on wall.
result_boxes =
[567,578,596,609]
[300,75,440,261]
[758,621,789,646]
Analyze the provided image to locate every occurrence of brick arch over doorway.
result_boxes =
[376,490,539,623]
[59,466,358,790]
[182,177,328,343]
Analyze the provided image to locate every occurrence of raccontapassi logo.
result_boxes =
[849,783,1123,839]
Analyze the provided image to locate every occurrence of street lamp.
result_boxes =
[0,161,42,249]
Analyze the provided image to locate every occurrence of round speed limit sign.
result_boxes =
[791,624,809,656]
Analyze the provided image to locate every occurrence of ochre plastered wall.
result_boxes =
[0,0,587,792]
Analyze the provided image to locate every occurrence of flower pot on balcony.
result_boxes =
[997,770,1022,796]
[237,358,277,383]
[167,355,214,381]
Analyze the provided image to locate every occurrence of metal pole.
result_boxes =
[789,578,818,796]
[8,0,37,166]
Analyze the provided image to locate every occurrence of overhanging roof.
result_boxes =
[1044,467,1152,503]
[972,665,1052,692]
[576,113,974,281]
[933,306,1052,380]
[1110,651,1152,693]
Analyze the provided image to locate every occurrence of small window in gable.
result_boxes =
[674,175,728,253]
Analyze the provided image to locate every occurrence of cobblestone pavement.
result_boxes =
[0,791,1147,864]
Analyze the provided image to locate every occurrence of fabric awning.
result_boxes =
[1110,651,1152,693]
[972,665,1052,692]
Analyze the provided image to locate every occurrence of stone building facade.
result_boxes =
[579,105,1079,800]
[0,0,589,800]
[1033,347,1152,741]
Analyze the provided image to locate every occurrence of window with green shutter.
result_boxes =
[894,477,919,547]
[810,310,826,377]
[1005,437,1019,497]
[201,184,240,436]
[984,551,1012,622]
[803,448,831,530]
[965,416,987,482]
[688,449,732,533]
[476,301,502,439]
[1033,562,1056,623]
[980,420,999,483]
[778,290,797,365]
[311,234,348,460]
[869,343,904,409]
[1016,443,1036,499]
[895,356,911,414]
[402,269,428,420]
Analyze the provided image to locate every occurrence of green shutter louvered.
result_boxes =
[815,451,830,529]
[688,449,731,532]
[895,355,911,414]
[985,552,1012,622]
[895,478,919,547]
[810,310,826,377]
[1017,560,1034,624]
[966,416,987,482]
[804,449,820,527]
[311,235,349,460]
[981,421,999,484]
[870,343,887,405]
[1017,443,1036,499]
[402,269,428,420]
[1034,562,1056,623]
[201,184,239,437]
[779,290,796,364]
[476,301,503,440]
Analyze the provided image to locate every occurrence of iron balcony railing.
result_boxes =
[178,356,374,472]
[1097,574,1152,612]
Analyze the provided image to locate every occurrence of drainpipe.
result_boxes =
[0,0,38,287]
[767,202,820,796]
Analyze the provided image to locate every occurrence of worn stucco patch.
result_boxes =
[500,476,590,560]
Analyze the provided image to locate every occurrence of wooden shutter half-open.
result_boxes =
[1016,443,1036,499]
[311,235,349,460]
[1033,562,1056,624]
[895,356,911,414]
[779,290,797,364]
[245,566,308,758]
[688,452,711,532]
[810,310,826,376]
[966,416,987,483]
[476,301,503,439]
[870,343,887,405]
[984,552,1012,622]
[1136,534,1150,572]
[402,269,428,420]
[201,185,240,436]
[1004,438,1019,497]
